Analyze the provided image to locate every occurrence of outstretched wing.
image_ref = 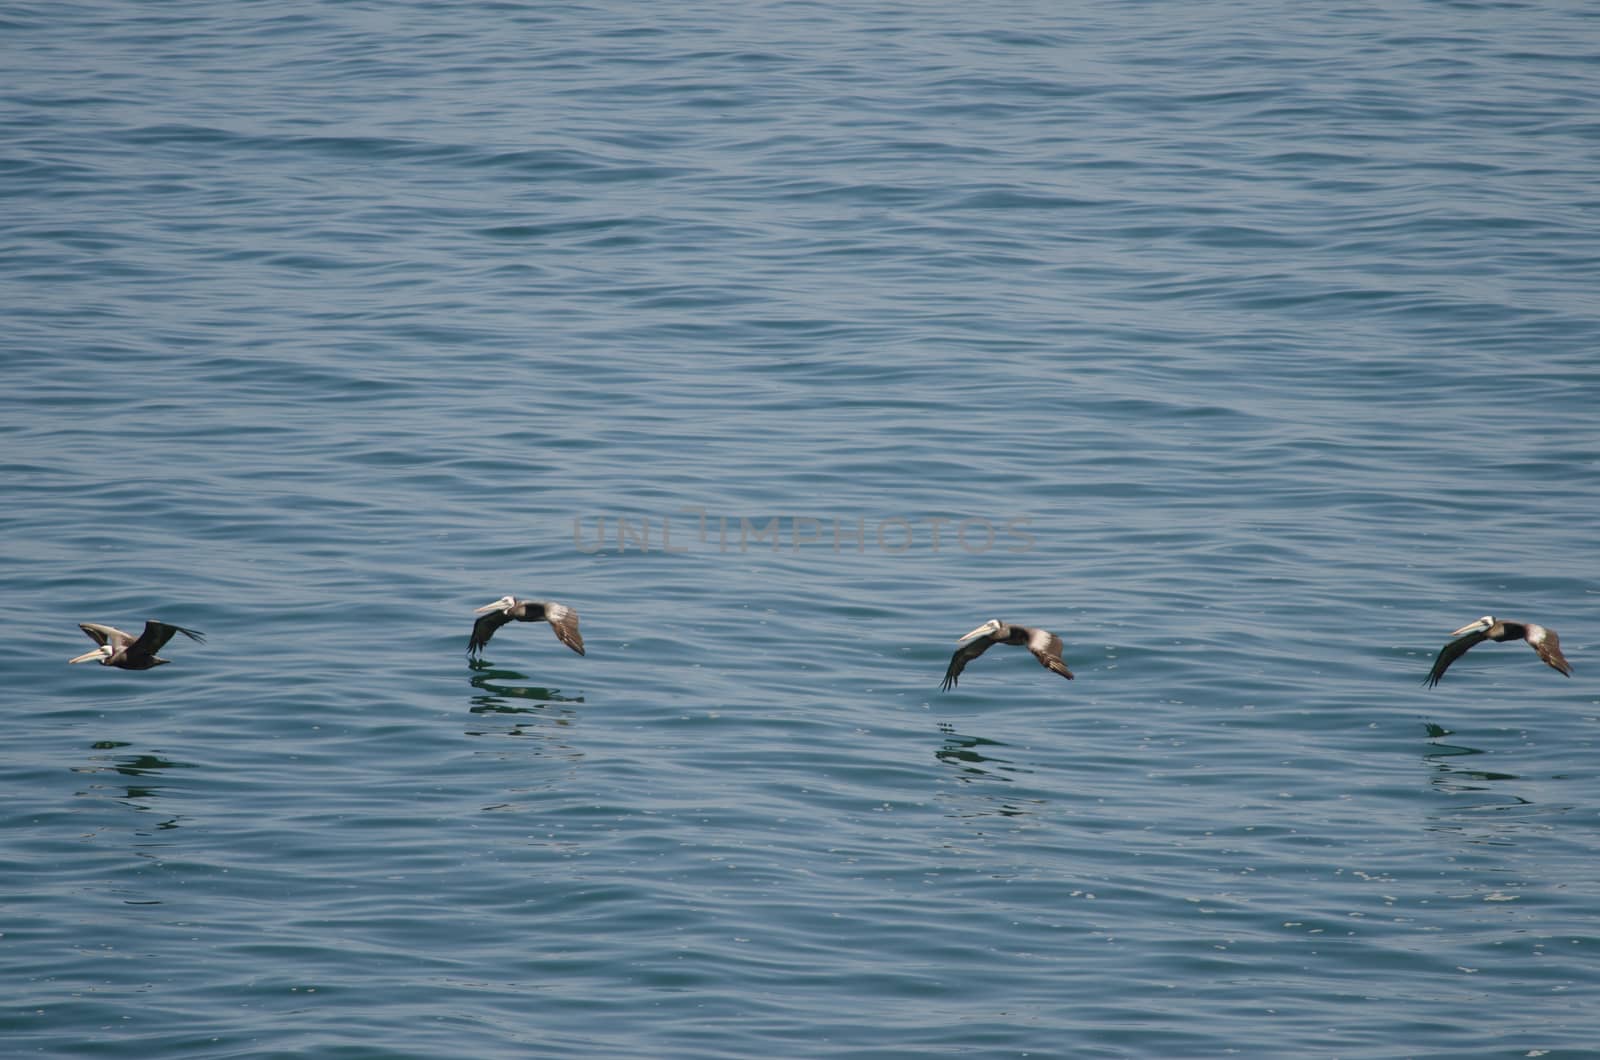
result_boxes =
[124,621,205,665]
[1526,625,1573,678]
[79,623,135,650]
[1424,629,1488,687]
[544,602,585,656]
[1028,629,1074,682]
[468,609,514,657]
[941,637,996,691]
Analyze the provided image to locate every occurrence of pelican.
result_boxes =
[468,596,585,658]
[69,621,205,670]
[1425,615,1572,687]
[941,620,1073,691]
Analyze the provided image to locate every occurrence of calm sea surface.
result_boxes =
[4,2,1600,1056]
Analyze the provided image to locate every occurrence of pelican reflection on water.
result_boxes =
[467,658,586,707]
[69,621,205,670]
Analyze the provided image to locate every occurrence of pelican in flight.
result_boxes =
[941,620,1073,691]
[1425,615,1572,687]
[468,596,585,658]
[69,620,205,670]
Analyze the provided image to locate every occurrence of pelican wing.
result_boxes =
[123,621,205,666]
[941,636,996,691]
[544,602,585,656]
[1424,629,1488,687]
[468,608,514,657]
[1028,628,1075,681]
[79,623,136,650]
[131,621,205,653]
[1526,625,1573,678]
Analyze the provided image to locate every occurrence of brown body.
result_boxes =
[70,621,205,670]
[1425,615,1571,686]
[468,596,585,658]
[942,619,1073,691]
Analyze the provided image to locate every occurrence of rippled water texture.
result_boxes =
[4,2,1599,1056]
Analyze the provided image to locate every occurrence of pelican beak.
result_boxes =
[1450,617,1492,637]
[473,597,511,614]
[957,622,995,642]
[69,647,109,664]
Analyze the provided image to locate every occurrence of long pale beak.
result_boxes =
[957,623,995,643]
[473,598,511,614]
[69,647,110,664]
[1450,619,1492,637]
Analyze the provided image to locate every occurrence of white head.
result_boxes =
[474,595,517,614]
[958,619,1004,642]
[1451,615,1496,637]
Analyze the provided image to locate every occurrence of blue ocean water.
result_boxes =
[4,1,1600,1055]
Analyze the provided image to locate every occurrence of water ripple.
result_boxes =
[4,0,1600,1056]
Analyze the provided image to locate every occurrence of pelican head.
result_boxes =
[69,645,113,665]
[958,619,1004,642]
[474,595,517,615]
[1451,615,1496,637]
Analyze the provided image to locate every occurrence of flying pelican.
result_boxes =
[69,621,205,670]
[941,620,1073,691]
[1425,615,1572,687]
[468,596,585,658]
